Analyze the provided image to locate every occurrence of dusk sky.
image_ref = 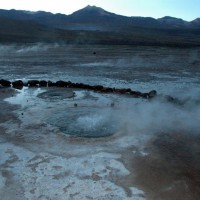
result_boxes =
[0,0,199,21]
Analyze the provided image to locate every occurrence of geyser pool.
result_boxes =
[38,88,120,138]
[47,107,119,138]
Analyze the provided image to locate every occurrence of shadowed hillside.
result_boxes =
[0,6,200,46]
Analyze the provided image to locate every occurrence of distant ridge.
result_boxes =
[0,5,200,46]
[71,5,113,16]
[0,5,200,29]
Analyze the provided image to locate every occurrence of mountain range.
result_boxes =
[0,5,200,46]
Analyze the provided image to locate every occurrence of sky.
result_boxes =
[0,0,199,21]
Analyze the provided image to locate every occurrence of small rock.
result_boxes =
[28,80,39,87]
[0,79,11,87]
[148,90,157,98]
[39,80,48,87]
[12,80,23,89]
[110,102,115,107]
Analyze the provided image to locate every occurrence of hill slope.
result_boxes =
[0,6,200,46]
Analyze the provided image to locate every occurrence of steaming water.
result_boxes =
[1,43,200,200]
[49,108,118,138]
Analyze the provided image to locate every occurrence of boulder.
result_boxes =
[12,80,23,89]
[28,80,39,87]
[117,89,129,94]
[56,80,68,87]
[130,91,142,97]
[148,90,157,98]
[74,83,86,89]
[68,83,77,88]
[110,102,115,107]
[125,88,132,93]
[0,79,11,87]
[84,85,93,90]
[141,93,149,99]
[101,87,113,93]
[39,80,48,87]
[47,81,56,87]
[141,90,157,99]
[93,85,104,91]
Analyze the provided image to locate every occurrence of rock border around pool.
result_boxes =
[0,79,158,100]
[1,79,184,104]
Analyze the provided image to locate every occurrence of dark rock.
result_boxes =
[107,88,114,93]
[125,88,132,93]
[74,83,87,89]
[64,81,73,88]
[110,102,115,107]
[39,80,48,87]
[28,80,39,87]
[113,89,120,93]
[85,85,93,90]
[12,80,23,89]
[75,83,86,89]
[67,82,74,88]
[141,93,149,99]
[0,79,11,87]
[67,81,72,85]
[101,87,113,93]
[117,88,131,94]
[69,83,77,88]
[56,80,68,87]
[112,88,116,92]
[93,85,104,91]
[130,91,142,97]
[48,81,56,87]
[82,84,90,89]
[74,103,78,107]
[148,90,157,98]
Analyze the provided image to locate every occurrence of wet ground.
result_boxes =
[0,44,200,200]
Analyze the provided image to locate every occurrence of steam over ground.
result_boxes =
[0,44,200,199]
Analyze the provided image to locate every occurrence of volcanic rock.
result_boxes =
[12,80,23,89]
[39,80,48,87]
[56,80,68,87]
[148,90,157,98]
[28,80,39,87]
[130,91,142,97]
[0,79,11,87]
[47,81,56,87]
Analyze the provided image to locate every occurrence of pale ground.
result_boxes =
[0,87,148,200]
[1,44,200,200]
[1,85,200,200]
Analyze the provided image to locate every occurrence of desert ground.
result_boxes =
[1,44,200,200]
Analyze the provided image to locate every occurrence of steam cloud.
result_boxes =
[116,92,200,137]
